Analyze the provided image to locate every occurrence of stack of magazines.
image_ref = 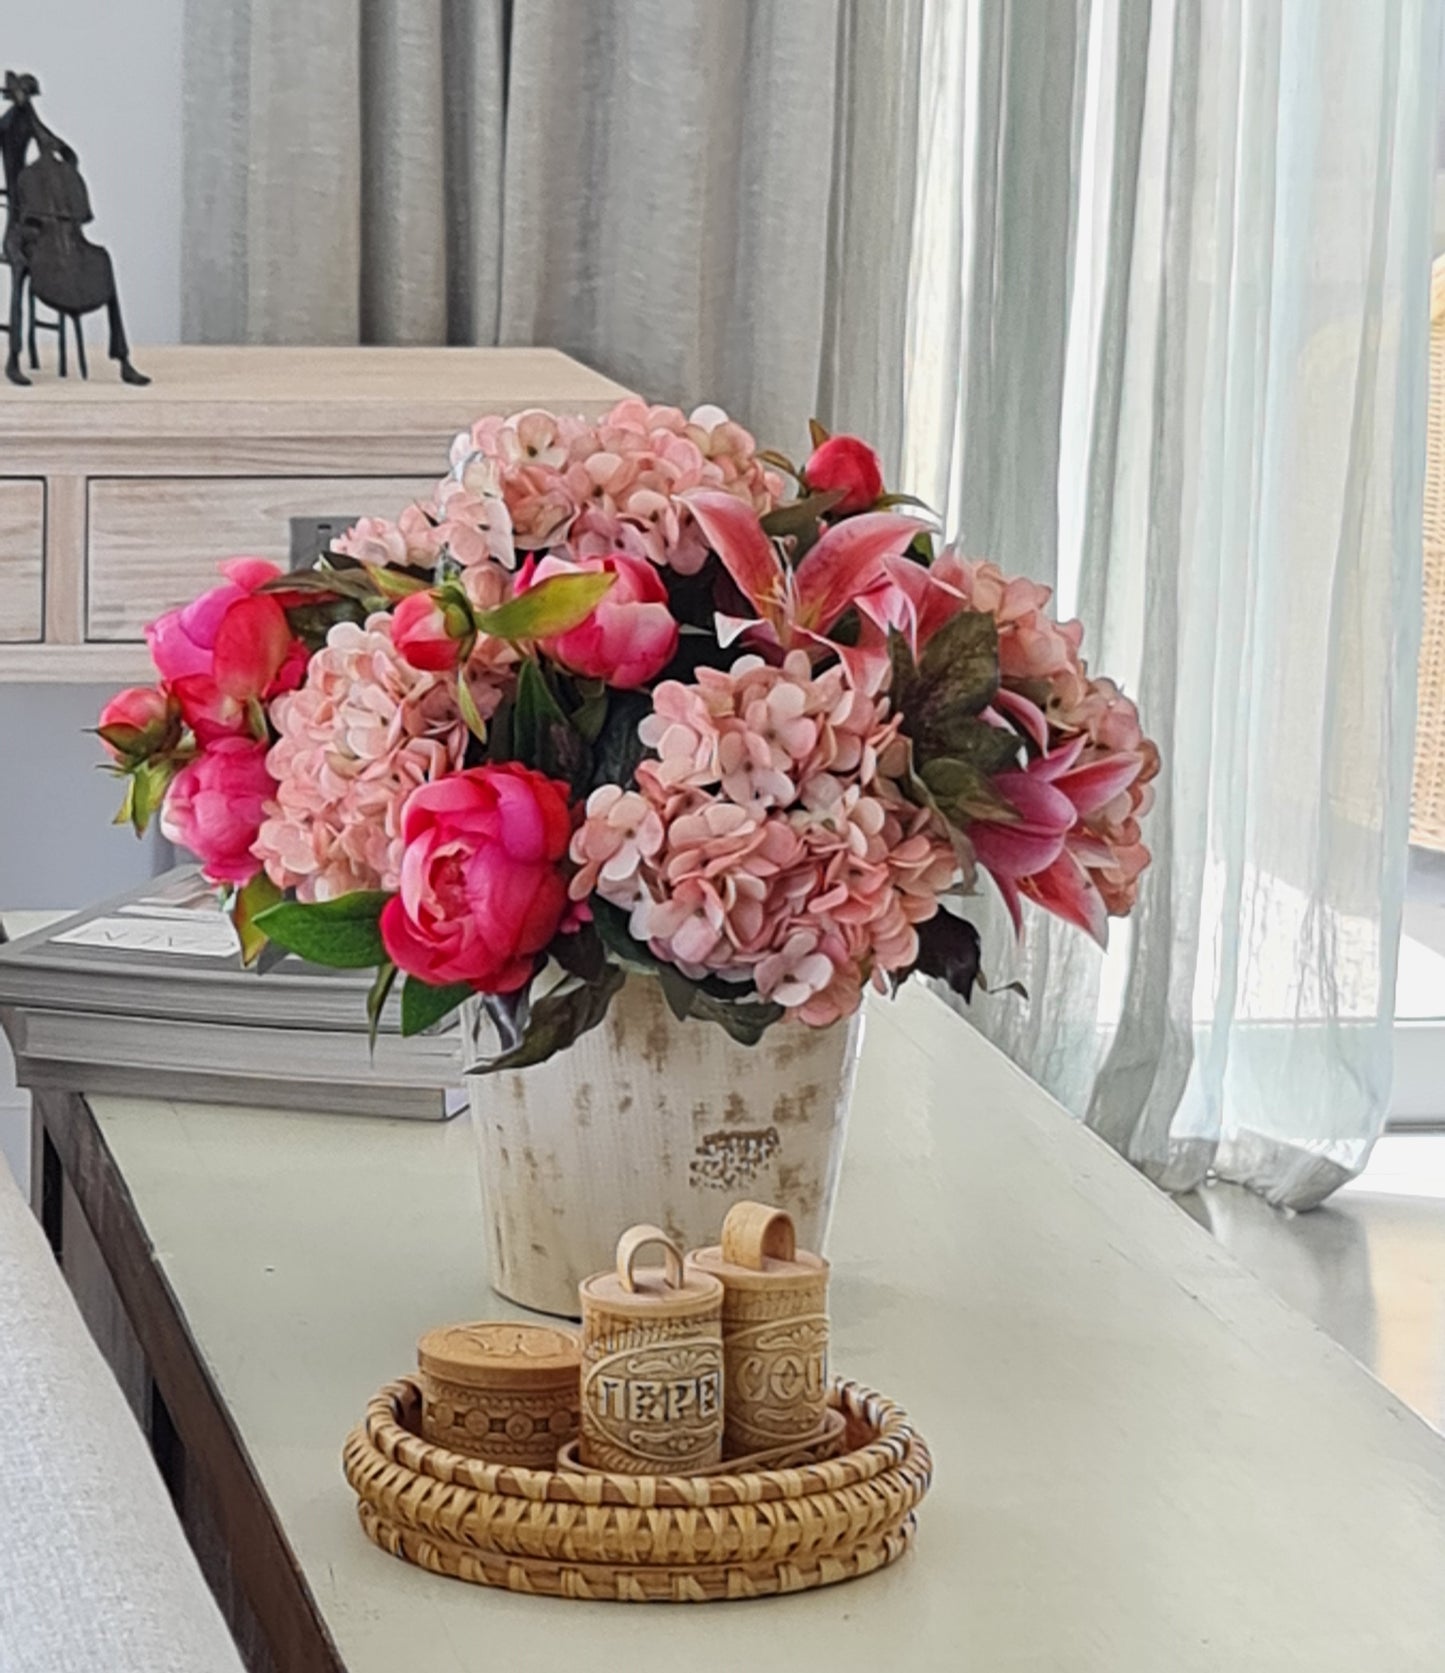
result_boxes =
[0,869,462,1120]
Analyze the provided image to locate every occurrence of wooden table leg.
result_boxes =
[29,1090,343,1673]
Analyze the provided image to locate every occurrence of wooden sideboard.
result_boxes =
[0,346,631,683]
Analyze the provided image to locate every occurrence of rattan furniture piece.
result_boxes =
[1411,256,1445,850]
[21,982,1445,1670]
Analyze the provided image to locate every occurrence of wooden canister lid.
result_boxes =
[689,1201,829,1293]
[417,1321,581,1390]
[579,1224,723,1318]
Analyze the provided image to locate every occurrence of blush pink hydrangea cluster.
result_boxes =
[452,399,782,574]
[253,615,476,901]
[569,652,959,1025]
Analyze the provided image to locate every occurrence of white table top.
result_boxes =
[90,984,1445,1671]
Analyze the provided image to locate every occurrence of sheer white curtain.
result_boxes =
[907,0,1442,1207]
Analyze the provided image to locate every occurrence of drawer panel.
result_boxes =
[86,475,442,640]
[0,479,45,642]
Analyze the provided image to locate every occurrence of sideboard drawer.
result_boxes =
[86,475,442,640]
[0,479,45,642]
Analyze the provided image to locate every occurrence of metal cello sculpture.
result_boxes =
[1,71,148,387]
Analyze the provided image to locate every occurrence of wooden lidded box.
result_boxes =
[416,1321,581,1468]
[578,1226,724,1475]
[688,1201,830,1458]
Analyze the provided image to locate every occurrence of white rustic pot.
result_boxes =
[462,976,863,1317]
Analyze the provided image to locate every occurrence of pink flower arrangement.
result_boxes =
[99,405,1156,1065]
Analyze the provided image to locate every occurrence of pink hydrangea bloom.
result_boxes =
[450,399,782,574]
[253,614,490,902]
[571,652,960,1026]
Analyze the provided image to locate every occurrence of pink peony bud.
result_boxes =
[380,763,575,993]
[391,588,475,672]
[97,686,178,762]
[520,551,678,689]
[159,737,275,886]
[803,434,885,514]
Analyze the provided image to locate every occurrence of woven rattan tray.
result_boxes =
[342,1376,932,1602]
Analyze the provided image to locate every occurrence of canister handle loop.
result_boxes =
[720,1201,796,1270]
[616,1224,685,1293]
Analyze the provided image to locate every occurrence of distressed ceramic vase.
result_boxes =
[462,976,864,1317]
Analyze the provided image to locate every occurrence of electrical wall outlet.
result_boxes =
[289,515,362,570]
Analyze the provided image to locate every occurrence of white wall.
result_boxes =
[2,1,185,910]
[4,1,185,346]
[2,5,187,1182]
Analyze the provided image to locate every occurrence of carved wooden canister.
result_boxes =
[416,1321,581,1468]
[578,1225,725,1474]
[688,1201,830,1458]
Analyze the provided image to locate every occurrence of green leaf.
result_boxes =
[685,989,784,1046]
[570,683,609,745]
[513,658,567,762]
[456,671,490,744]
[552,922,610,986]
[112,775,137,830]
[401,975,474,1037]
[129,758,179,837]
[760,490,845,543]
[470,966,625,1073]
[232,872,282,968]
[258,564,377,603]
[253,892,391,969]
[363,564,430,600]
[474,571,615,641]
[920,754,1019,824]
[366,959,398,1050]
[875,491,941,519]
[656,964,698,1023]
[912,910,983,1003]
[590,898,660,974]
[889,611,1002,771]
[588,689,653,794]
[755,448,803,483]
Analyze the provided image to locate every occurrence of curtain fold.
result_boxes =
[905,0,1440,1208]
[182,0,923,458]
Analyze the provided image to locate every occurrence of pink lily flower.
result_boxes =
[970,713,1145,946]
[682,491,927,688]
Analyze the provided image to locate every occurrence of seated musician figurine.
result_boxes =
[1,70,149,387]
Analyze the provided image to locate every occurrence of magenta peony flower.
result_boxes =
[803,433,884,514]
[380,764,575,994]
[518,551,678,689]
[160,737,275,886]
[253,615,477,902]
[146,557,309,745]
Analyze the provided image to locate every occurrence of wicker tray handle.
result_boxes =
[616,1224,685,1292]
[720,1201,796,1269]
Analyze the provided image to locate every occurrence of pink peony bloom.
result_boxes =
[519,551,679,689]
[574,652,960,1025]
[146,557,309,745]
[97,686,178,762]
[380,763,575,994]
[160,737,275,886]
[803,433,884,514]
[253,615,479,902]
[391,588,473,672]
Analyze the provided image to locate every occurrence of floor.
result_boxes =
[1191,1134,1445,1435]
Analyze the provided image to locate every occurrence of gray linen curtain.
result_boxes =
[182,0,922,462]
